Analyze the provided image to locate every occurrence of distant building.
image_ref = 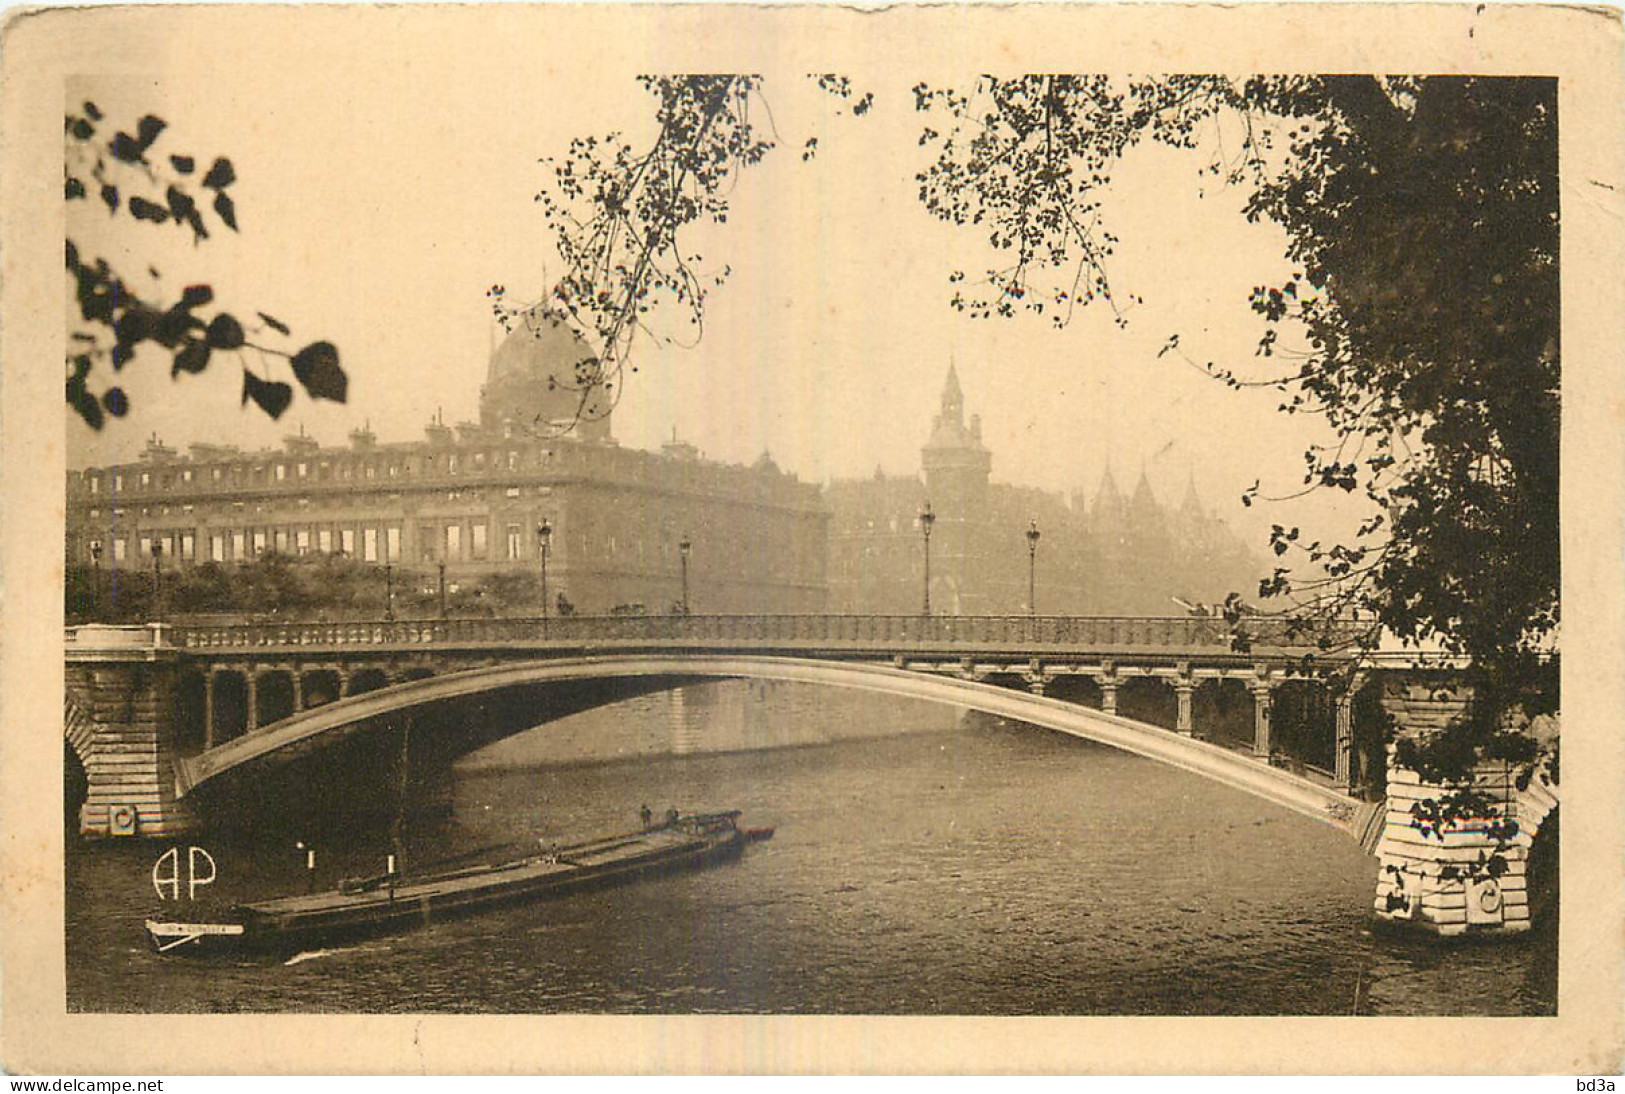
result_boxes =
[826,365,1263,615]
[65,313,827,614]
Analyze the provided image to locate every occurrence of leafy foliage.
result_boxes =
[502,76,775,430]
[64,103,347,428]
[914,76,1559,777]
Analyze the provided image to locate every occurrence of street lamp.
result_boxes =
[1026,519,1041,616]
[438,561,447,619]
[151,541,164,624]
[918,501,935,615]
[537,519,552,623]
[89,542,103,621]
[679,535,691,614]
[384,562,395,621]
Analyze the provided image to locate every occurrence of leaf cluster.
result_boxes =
[64,102,347,427]
[915,76,1560,778]
[521,76,774,430]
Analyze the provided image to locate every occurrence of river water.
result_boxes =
[66,713,1556,1015]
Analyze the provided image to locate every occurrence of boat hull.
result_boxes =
[145,812,757,957]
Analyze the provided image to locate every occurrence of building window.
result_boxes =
[388,463,399,478]
[318,528,332,554]
[141,472,151,488]
[296,529,311,555]
[209,536,223,563]
[341,529,355,556]
[448,454,459,475]
[447,524,462,560]
[232,531,246,560]
[89,476,100,494]
[365,464,376,480]
[276,464,287,482]
[88,539,102,562]
[363,528,378,562]
[506,525,522,561]
[115,474,124,492]
[387,526,401,561]
[212,467,222,482]
[275,529,289,554]
[297,462,308,478]
[420,524,438,562]
[253,530,267,556]
[181,533,195,560]
[139,536,152,558]
[471,523,487,559]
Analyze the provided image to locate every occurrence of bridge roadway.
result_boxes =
[65,613,1380,842]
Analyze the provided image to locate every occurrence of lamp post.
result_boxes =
[151,541,164,624]
[438,561,447,620]
[90,542,103,621]
[1026,519,1041,616]
[679,535,691,615]
[537,519,552,626]
[384,562,395,621]
[918,501,935,616]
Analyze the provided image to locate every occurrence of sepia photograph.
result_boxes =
[4,1,1623,1075]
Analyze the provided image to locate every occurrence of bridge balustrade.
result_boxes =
[154,613,1359,655]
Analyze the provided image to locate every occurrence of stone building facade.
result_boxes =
[66,313,828,615]
[826,366,1263,616]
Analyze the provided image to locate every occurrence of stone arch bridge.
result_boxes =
[63,613,1555,936]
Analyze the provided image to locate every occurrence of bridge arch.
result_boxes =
[181,655,1369,837]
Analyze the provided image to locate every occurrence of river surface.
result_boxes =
[66,721,1556,1015]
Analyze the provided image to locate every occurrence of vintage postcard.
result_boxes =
[2,1,1622,1075]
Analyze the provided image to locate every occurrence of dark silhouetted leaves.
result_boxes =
[205,313,245,350]
[128,196,168,223]
[213,191,237,231]
[68,380,104,431]
[202,157,236,190]
[257,312,290,336]
[113,306,160,348]
[166,185,197,226]
[83,101,102,121]
[156,305,201,347]
[109,131,145,163]
[71,118,94,141]
[102,387,129,417]
[101,184,119,213]
[180,284,214,308]
[290,341,347,402]
[242,369,292,419]
[65,177,86,200]
[135,115,166,150]
[170,154,195,174]
[66,240,78,270]
[173,340,211,375]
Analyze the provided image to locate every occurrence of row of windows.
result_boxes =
[82,519,561,567]
[83,449,551,496]
[78,446,818,508]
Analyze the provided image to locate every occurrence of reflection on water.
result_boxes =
[67,721,1555,1015]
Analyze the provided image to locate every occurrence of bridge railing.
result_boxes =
[157,613,1363,654]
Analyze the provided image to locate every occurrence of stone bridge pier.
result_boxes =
[65,625,193,838]
[1368,666,1559,938]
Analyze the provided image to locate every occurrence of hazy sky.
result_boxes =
[66,22,1367,544]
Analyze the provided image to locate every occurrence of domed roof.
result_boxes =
[482,308,611,438]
